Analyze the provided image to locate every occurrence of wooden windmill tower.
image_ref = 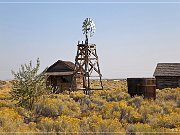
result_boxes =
[71,18,103,94]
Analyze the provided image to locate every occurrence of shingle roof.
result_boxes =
[153,63,180,76]
[63,61,75,70]
[46,60,75,73]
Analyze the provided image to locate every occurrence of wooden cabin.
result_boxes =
[46,60,83,93]
[153,63,180,89]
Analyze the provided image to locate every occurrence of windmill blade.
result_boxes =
[82,18,96,36]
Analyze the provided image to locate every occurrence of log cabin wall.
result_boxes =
[156,76,180,89]
[47,75,74,93]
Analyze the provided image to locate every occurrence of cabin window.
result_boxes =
[61,76,72,83]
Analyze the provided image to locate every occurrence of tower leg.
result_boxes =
[97,60,103,89]
[71,43,103,94]
[87,76,90,95]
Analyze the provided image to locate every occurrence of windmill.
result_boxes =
[71,18,103,94]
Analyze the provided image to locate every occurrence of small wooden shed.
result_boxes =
[127,78,156,99]
[153,63,180,89]
[46,60,83,93]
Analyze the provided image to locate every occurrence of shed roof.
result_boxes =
[46,60,75,74]
[153,63,180,77]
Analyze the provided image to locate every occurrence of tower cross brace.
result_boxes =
[71,42,103,94]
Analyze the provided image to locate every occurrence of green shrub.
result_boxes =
[17,122,38,132]
[69,91,86,102]
[156,88,180,102]
[34,95,81,118]
[148,112,180,129]
[128,96,143,108]
[11,58,50,110]
[95,89,130,102]
[38,116,81,133]
[138,100,163,123]
[54,115,80,133]
[126,123,155,134]
[80,115,124,133]
[38,117,55,132]
[0,99,14,108]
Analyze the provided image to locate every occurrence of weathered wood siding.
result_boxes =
[156,76,180,89]
[47,74,84,93]
[47,76,73,93]
[75,74,83,89]
[127,78,156,99]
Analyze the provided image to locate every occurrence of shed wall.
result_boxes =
[127,78,156,99]
[156,76,180,89]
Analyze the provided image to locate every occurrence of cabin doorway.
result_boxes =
[51,76,61,93]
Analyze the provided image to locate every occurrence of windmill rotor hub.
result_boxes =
[82,18,96,44]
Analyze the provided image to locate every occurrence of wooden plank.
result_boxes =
[46,72,74,76]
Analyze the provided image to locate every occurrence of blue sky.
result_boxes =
[0,0,180,80]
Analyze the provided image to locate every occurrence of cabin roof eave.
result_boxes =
[46,71,74,76]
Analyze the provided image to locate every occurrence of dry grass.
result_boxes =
[0,79,179,133]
